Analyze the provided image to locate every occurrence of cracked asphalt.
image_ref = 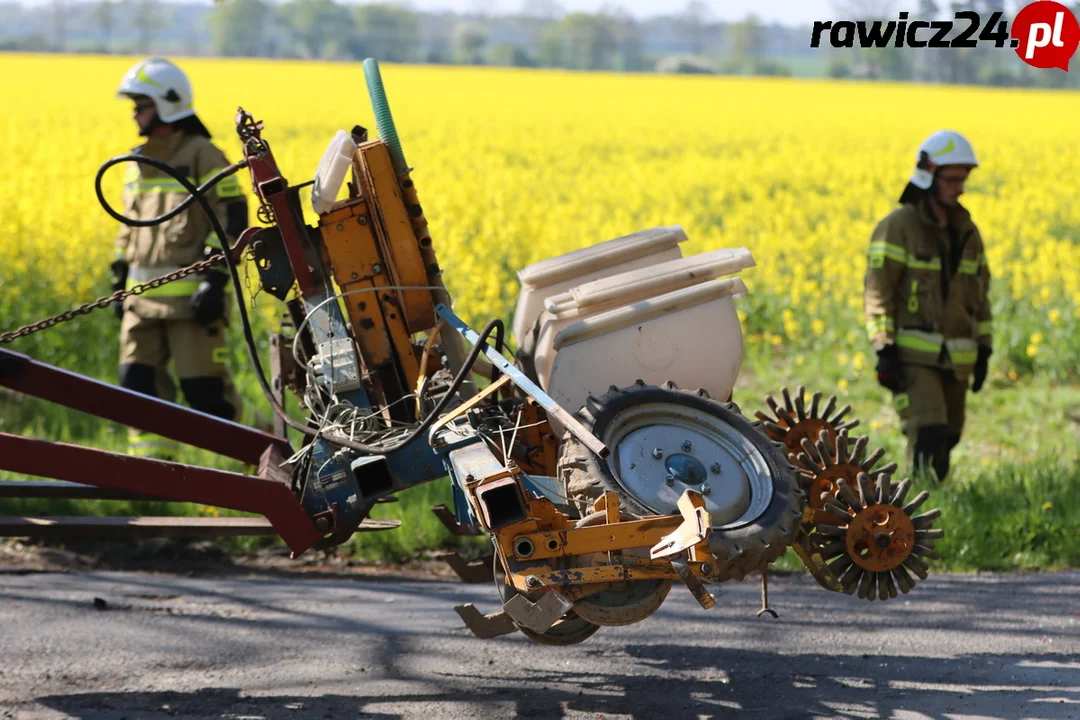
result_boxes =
[0,568,1077,719]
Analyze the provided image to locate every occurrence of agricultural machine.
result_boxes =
[0,60,943,644]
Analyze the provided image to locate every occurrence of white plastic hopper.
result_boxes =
[511,226,688,345]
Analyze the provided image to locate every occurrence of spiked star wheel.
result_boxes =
[814,472,943,601]
[791,428,898,516]
[755,386,860,457]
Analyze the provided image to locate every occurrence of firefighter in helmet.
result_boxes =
[110,57,249,459]
[864,130,993,481]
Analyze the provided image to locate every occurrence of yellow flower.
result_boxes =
[2,53,1078,435]
[1041,502,1053,511]
[836,352,850,366]
[1026,344,1038,357]
[837,378,848,391]
[1030,332,1043,344]
[870,419,883,430]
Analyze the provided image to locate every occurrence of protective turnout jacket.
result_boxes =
[115,132,247,319]
[864,198,992,381]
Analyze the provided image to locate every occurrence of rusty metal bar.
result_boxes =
[0,433,323,556]
[430,504,481,536]
[0,348,291,467]
[0,516,401,539]
[0,516,279,538]
[0,481,401,504]
[0,481,154,501]
[438,550,496,584]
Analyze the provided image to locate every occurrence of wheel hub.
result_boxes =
[664,453,708,485]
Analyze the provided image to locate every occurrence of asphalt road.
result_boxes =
[0,567,1077,719]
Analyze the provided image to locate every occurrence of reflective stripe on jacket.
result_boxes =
[864,199,992,379]
[115,131,248,319]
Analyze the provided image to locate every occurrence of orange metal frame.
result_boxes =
[463,466,715,594]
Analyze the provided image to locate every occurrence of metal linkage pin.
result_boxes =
[757,566,779,619]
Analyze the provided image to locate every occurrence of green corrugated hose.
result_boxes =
[363,58,408,176]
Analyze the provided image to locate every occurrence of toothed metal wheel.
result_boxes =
[791,428,897,516]
[815,471,943,601]
[755,386,860,457]
[557,380,804,582]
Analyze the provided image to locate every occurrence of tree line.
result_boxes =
[1,0,1076,89]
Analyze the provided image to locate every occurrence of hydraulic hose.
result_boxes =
[362,58,408,176]
[95,160,249,228]
[96,154,503,456]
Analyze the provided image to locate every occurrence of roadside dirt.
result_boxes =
[0,536,459,582]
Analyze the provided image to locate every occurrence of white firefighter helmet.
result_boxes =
[117,57,195,124]
[909,130,978,189]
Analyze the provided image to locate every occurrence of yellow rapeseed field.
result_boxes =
[2,53,1078,386]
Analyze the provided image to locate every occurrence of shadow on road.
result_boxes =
[34,648,1080,719]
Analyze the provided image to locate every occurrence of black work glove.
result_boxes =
[109,260,128,320]
[972,344,992,393]
[875,343,906,393]
[190,270,229,327]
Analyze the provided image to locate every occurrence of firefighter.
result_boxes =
[864,130,992,481]
[109,57,249,460]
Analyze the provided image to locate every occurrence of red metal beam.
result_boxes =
[0,348,290,467]
[242,140,320,295]
[0,432,323,556]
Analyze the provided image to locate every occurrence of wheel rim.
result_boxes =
[602,402,775,529]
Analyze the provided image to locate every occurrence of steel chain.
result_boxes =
[0,253,225,344]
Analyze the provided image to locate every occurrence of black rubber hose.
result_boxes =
[96,160,249,227]
[96,154,502,455]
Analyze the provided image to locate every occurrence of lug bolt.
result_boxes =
[700,563,712,576]
[710,463,722,474]
[525,575,542,589]
[665,473,675,487]
[652,448,663,459]
[682,440,692,451]
[701,483,712,496]
[372,263,383,274]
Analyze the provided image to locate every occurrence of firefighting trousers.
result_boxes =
[118,311,242,459]
[891,363,968,480]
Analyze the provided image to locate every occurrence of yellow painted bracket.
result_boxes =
[650,490,710,560]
